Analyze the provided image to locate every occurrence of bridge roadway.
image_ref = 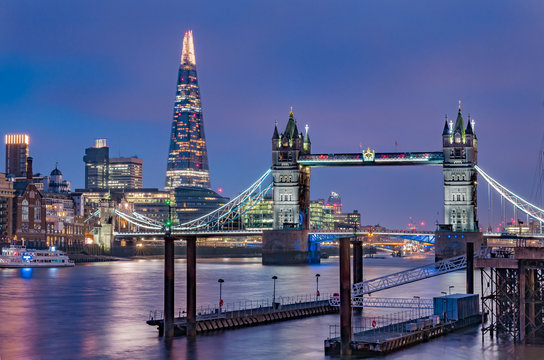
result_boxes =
[297,151,445,167]
[114,229,436,238]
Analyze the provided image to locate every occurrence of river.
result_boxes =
[0,254,541,359]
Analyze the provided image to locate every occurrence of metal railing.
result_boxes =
[328,296,433,309]
[352,254,467,296]
[148,292,336,321]
[328,307,435,340]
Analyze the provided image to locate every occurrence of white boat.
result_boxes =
[0,245,75,268]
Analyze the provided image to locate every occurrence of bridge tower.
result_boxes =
[442,102,478,232]
[271,108,311,230]
[263,109,315,265]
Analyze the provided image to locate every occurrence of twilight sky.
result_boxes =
[1,0,544,230]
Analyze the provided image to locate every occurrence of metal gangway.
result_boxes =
[351,254,467,297]
[329,296,433,309]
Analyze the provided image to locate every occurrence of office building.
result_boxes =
[83,139,143,190]
[109,157,143,190]
[83,139,109,190]
[5,134,29,177]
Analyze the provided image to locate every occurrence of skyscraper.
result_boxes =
[5,134,29,177]
[83,139,144,190]
[165,31,211,191]
[109,157,143,190]
[83,139,109,190]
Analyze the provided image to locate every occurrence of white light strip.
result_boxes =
[476,165,544,223]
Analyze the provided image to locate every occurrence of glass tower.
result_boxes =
[165,31,211,191]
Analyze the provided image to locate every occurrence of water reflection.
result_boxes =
[0,255,541,359]
[20,267,33,279]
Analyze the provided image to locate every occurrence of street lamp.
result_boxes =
[272,275,278,307]
[448,285,454,295]
[315,274,321,300]
[218,278,224,313]
[413,296,421,318]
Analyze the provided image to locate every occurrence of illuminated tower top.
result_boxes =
[5,134,29,177]
[181,30,196,66]
[165,31,211,191]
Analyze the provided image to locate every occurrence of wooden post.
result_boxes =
[164,235,175,338]
[186,236,197,337]
[466,242,474,294]
[339,237,352,356]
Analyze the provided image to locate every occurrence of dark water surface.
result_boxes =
[0,254,542,359]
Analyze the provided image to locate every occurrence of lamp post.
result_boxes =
[218,278,224,313]
[315,274,321,301]
[413,296,421,318]
[272,275,278,308]
[449,285,454,295]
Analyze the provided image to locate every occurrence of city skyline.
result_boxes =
[2,1,544,230]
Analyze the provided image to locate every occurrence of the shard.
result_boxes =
[165,30,211,191]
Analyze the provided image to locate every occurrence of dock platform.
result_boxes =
[147,298,338,336]
[324,314,481,357]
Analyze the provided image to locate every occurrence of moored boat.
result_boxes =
[0,245,75,268]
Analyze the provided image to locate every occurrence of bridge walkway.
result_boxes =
[352,254,467,296]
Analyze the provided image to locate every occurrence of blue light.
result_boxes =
[21,267,33,279]
[22,253,32,261]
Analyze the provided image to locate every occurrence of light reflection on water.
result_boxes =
[0,255,541,359]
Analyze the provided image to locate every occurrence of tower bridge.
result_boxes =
[78,104,544,344]
[87,104,544,265]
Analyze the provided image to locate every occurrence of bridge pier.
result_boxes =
[339,236,352,356]
[186,235,197,337]
[163,234,175,338]
[434,230,483,261]
[262,230,319,265]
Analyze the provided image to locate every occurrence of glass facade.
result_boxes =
[83,139,143,190]
[109,157,143,190]
[242,195,274,229]
[165,30,211,191]
[83,139,109,190]
[309,200,334,230]
[174,186,228,224]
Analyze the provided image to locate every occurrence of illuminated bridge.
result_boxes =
[85,106,544,266]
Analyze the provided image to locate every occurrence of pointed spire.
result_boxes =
[466,113,473,135]
[181,30,196,66]
[442,114,450,135]
[453,101,465,138]
[272,120,279,140]
[283,107,297,139]
[304,124,311,143]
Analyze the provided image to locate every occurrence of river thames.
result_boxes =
[0,254,541,359]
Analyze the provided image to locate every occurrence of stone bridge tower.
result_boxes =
[271,108,311,230]
[442,102,478,232]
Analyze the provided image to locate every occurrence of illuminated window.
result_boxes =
[35,201,41,221]
[22,200,29,221]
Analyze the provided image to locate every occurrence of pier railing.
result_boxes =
[328,307,434,340]
[148,292,336,321]
[328,296,433,309]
